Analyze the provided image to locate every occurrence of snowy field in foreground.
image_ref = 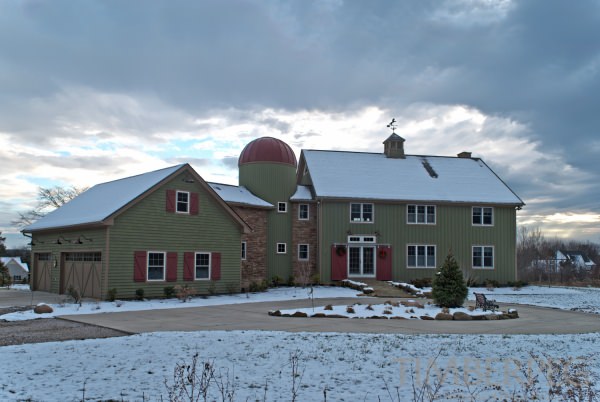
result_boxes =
[1,330,598,401]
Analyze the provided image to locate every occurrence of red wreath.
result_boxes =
[336,245,347,256]
[379,249,387,259]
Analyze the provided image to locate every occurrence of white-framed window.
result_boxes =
[298,244,309,260]
[348,235,377,243]
[147,251,166,281]
[472,206,493,226]
[277,243,287,254]
[350,203,374,223]
[407,205,436,224]
[407,245,436,268]
[176,191,190,213]
[241,242,247,260]
[298,204,309,220]
[472,246,494,269]
[195,252,211,280]
[278,202,287,213]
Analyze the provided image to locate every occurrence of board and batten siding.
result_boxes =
[29,228,108,295]
[318,201,517,284]
[239,163,296,281]
[108,172,243,298]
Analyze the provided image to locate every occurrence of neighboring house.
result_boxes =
[23,164,250,299]
[0,257,29,282]
[24,134,525,299]
[556,250,597,272]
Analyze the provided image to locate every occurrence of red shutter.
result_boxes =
[331,245,348,281]
[376,245,392,281]
[134,251,147,282]
[211,252,221,280]
[183,252,194,281]
[190,192,199,215]
[166,252,178,282]
[166,189,175,213]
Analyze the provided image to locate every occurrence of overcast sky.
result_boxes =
[1,0,599,248]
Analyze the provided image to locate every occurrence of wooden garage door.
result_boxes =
[61,252,102,299]
[33,253,52,292]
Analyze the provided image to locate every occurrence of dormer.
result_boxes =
[383,134,406,159]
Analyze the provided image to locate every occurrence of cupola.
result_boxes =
[383,134,406,159]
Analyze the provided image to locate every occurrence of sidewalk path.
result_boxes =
[61,297,600,335]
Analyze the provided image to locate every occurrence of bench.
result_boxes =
[474,292,499,312]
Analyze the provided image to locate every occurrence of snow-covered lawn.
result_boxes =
[1,330,598,401]
[467,285,600,314]
[0,286,360,321]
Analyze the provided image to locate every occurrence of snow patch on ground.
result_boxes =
[0,286,360,321]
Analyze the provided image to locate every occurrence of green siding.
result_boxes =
[319,201,517,284]
[30,228,108,295]
[108,172,243,298]
[240,163,296,280]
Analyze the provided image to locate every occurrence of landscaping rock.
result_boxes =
[34,304,53,314]
[391,316,406,320]
[402,301,425,308]
[420,315,434,320]
[507,310,519,319]
[326,314,347,318]
[485,314,499,320]
[471,315,487,321]
[268,310,281,316]
[452,311,473,321]
[435,312,453,320]
[311,313,327,318]
[291,311,308,318]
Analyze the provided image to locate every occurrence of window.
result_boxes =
[407,205,436,224]
[407,245,436,268]
[298,244,309,260]
[176,191,190,213]
[350,203,374,223]
[472,207,493,226]
[298,204,309,220]
[473,246,494,269]
[278,202,287,213]
[147,252,166,281]
[241,242,247,260]
[277,243,287,254]
[13,275,22,281]
[195,252,211,279]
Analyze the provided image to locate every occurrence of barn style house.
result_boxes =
[24,135,524,299]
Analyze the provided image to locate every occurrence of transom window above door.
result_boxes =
[407,205,436,224]
[350,203,374,223]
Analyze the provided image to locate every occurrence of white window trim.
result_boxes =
[347,235,377,243]
[406,244,437,269]
[298,244,309,261]
[277,202,288,213]
[276,243,287,254]
[407,204,436,225]
[472,206,494,226]
[298,204,309,220]
[176,191,190,214]
[147,251,166,282]
[194,251,212,280]
[349,203,374,223]
[472,245,495,269]
[241,241,247,261]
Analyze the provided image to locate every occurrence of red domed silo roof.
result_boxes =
[238,137,297,167]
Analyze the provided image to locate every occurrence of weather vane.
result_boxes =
[387,118,397,133]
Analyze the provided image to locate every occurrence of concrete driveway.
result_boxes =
[0,288,65,308]
[61,297,600,335]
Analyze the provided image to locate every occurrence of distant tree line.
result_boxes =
[518,226,600,283]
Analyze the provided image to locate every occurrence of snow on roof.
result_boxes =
[208,183,273,208]
[290,185,313,201]
[303,150,524,205]
[0,257,29,272]
[24,165,185,232]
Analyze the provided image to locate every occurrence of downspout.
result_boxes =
[103,227,110,300]
[317,199,322,283]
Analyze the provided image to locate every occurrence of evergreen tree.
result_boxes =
[0,260,11,288]
[0,231,6,255]
[432,251,468,308]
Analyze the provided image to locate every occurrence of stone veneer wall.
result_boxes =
[291,202,318,284]
[232,206,269,290]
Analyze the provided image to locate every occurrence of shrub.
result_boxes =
[225,282,237,295]
[208,281,217,295]
[410,277,432,288]
[485,279,500,290]
[248,281,260,293]
[174,285,195,302]
[67,285,81,304]
[260,279,269,291]
[431,252,468,308]
[135,288,145,301]
[271,275,283,287]
[310,274,320,285]
[0,262,12,288]
[163,286,175,299]
[107,288,118,302]
[287,275,295,287]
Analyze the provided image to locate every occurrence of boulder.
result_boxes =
[390,316,406,320]
[435,312,453,320]
[311,313,327,318]
[291,311,308,318]
[471,315,487,321]
[326,314,347,318]
[34,304,53,314]
[420,315,434,320]
[268,310,281,316]
[507,310,519,319]
[485,314,499,320]
[402,300,425,308]
[452,311,473,321]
